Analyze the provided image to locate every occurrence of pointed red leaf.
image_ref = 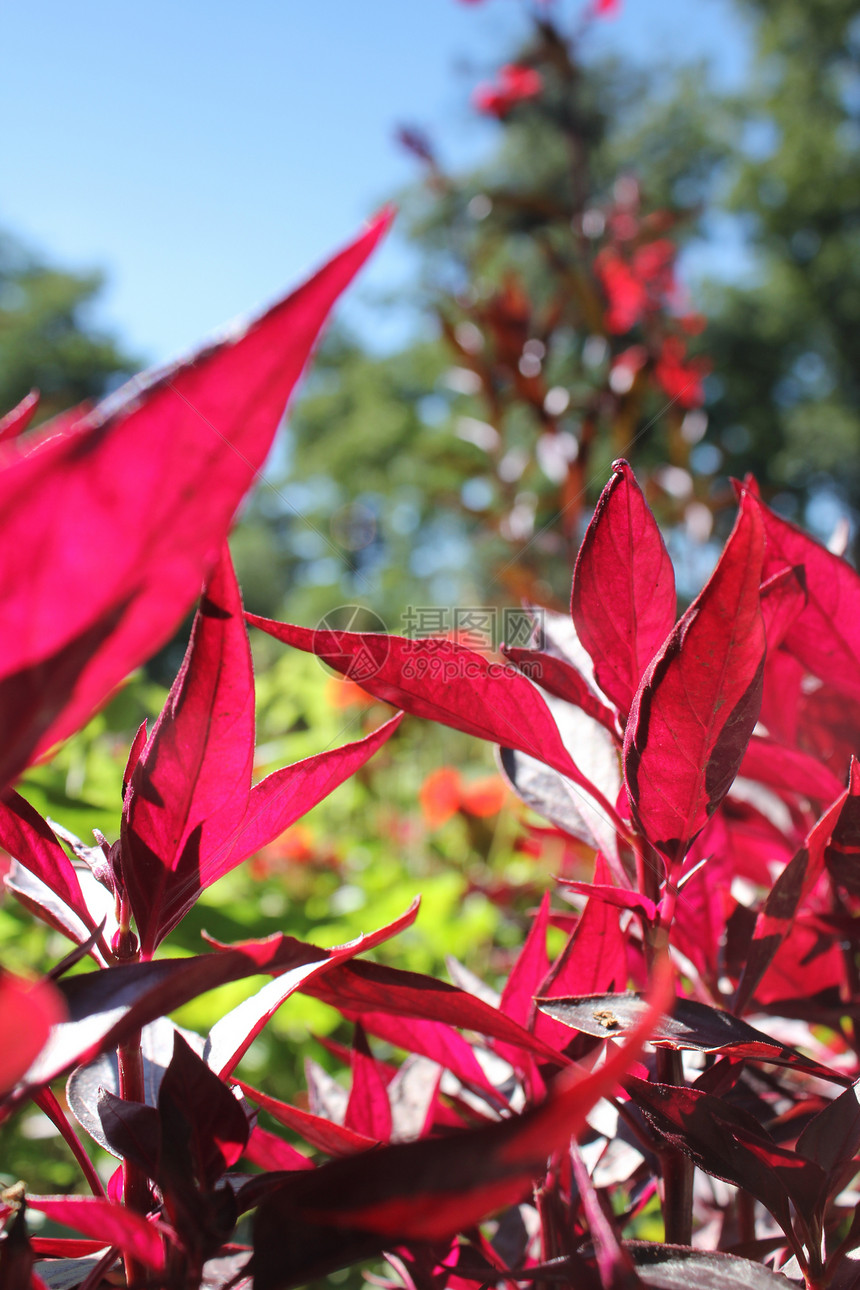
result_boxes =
[0,212,391,789]
[223,710,404,863]
[572,459,676,721]
[501,645,619,735]
[301,959,565,1067]
[624,493,766,870]
[123,548,403,956]
[247,619,626,833]
[122,547,254,955]
[739,733,844,806]
[237,1081,378,1156]
[27,1196,165,1271]
[0,390,39,443]
[334,1010,500,1100]
[0,791,96,936]
[158,1033,249,1186]
[750,490,860,699]
[734,786,849,1013]
[499,893,551,1030]
[244,1124,315,1172]
[344,1026,393,1141]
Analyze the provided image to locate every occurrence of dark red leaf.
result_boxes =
[796,1079,860,1194]
[626,1079,825,1230]
[538,993,845,1083]
[734,787,848,1013]
[571,459,676,721]
[249,962,671,1289]
[624,492,766,870]
[158,1033,249,1187]
[0,212,390,790]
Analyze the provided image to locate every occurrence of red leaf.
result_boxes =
[501,645,619,735]
[243,1124,315,1172]
[249,958,672,1288]
[0,971,66,1094]
[739,733,844,806]
[746,489,860,699]
[247,619,626,832]
[624,492,766,870]
[123,548,403,956]
[237,1081,378,1156]
[0,212,390,790]
[344,1026,393,1141]
[26,1196,165,1271]
[122,547,255,955]
[0,792,97,939]
[571,459,676,721]
[301,959,565,1067]
[734,785,849,1014]
[0,390,39,444]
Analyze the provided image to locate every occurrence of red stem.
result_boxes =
[33,1088,105,1198]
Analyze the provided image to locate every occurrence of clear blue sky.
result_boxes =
[2,0,748,366]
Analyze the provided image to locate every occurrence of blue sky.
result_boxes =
[2,0,748,366]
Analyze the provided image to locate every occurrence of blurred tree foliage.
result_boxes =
[703,0,860,528]
[0,229,136,421]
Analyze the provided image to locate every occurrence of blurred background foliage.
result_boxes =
[1,0,859,1209]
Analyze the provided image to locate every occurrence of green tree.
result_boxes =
[699,0,860,527]
[0,229,136,422]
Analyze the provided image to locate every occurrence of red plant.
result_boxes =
[473,64,543,118]
[3,205,860,1290]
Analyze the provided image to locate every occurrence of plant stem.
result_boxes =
[117,1032,149,1287]
[655,1049,693,1246]
[33,1088,105,1198]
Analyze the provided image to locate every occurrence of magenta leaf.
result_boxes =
[751,490,860,699]
[26,1196,165,1272]
[571,459,676,721]
[243,1125,315,1172]
[0,971,66,1096]
[123,547,404,956]
[300,959,565,1066]
[237,1081,378,1156]
[246,618,626,831]
[343,1026,393,1141]
[0,212,390,790]
[0,390,39,443]
[624,492,766,870]
[739,733,844,807]
[0,793,98,940]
